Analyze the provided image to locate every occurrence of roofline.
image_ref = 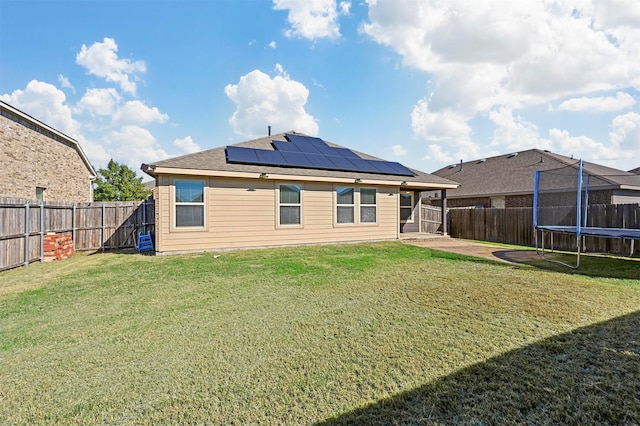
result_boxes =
[142,165,458,190]
[0,100,97,179]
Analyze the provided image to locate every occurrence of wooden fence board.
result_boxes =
[449,204,640,256]
[0,197,155,271]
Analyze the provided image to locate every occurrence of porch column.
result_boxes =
[441,189,447,236]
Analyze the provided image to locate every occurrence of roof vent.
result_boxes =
[477,158,486,164]
[507,152,518,158]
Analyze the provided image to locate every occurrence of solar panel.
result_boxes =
[305,153,336,169]
[226,146,260,164]
[272,141,301,152]
[256,150,286,165]
[387,162,415,176]
[291,141,323,154]
[326,156,357,170]
[368,161,398,174]
[332,147,360,159]
[226,135,416,177]
[280,151,314,167]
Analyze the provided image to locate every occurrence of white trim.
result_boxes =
[172,179,206,230]
[276,183,303,228]
[359,187,377,224]
[147,166,458,189]
[400,191,414,223]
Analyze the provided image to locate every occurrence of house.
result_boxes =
[141,132,458,254]
[630,167,640,175]
[0,101,96,202]
[425,149,640,208]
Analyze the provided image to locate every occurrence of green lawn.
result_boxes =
[1,242,638,424]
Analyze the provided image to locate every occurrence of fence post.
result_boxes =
[40,203,44,263]
[441,189,447,236]
[101,204,105,252]
[24,203,30,267]
[72,204,77,251]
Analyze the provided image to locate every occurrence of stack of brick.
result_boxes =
[43,232,74,262]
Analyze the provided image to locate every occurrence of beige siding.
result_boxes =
[0,112,94,202]
[155,175,400,253]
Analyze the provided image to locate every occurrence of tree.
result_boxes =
[93,159,152,201]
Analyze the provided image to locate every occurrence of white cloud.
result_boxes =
[1,80,81,137]
[391,144,407,156]
[362,0,640,163]
[58,74,74,92]
[592,0,640,28]
[609,112,640,151]
[77,88,121,116]
[489,107,550,151]
[424,144,454,164]
[112,100,169,125]
[411,100,471,142]
[339,1,351,15]
[108,125,169,170]
[273,0,342,40]
[224,65,319,137]
[76,37,146,94]
[548,128,618,165]
[267,41,277,49]
[173,136,201,154]
[557,92,636,112]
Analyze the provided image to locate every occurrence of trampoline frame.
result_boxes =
[533,160,640,268]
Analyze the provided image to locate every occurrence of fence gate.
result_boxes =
[421,205,443,233]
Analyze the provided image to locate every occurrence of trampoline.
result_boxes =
[534,159,640,268]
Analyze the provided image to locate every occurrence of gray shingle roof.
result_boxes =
[146,132,457,187]
[430,149,640,198]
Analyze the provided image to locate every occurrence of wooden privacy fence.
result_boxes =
[421,205,443,234]
[448,204,640,256]
[0,197,155,271]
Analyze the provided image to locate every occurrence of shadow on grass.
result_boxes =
[492,249,640,280]
[317,311,640,425]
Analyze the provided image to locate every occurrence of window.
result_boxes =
[360,188,377,223]
[175,180,204,227]
[400,191,413,222]
[336,186,355,224]
[491,197,505,209]
[36,187,46,201]
[279,184,301,225]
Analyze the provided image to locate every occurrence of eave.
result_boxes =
[142,165,458,190]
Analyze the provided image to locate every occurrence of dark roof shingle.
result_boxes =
[147,132,457,187]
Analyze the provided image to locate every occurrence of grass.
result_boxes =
[0,242,639,424]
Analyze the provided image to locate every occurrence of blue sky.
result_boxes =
[2,0,639,180]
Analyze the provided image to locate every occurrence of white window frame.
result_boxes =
[335,186,355,225]
[173,179,205,229]
[277,183,303,227]
[400,191,414,223]
[359,187,377,224]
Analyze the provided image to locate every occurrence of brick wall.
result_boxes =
[0,112,94,202]
[43,233,74,262]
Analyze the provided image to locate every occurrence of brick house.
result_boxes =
[424,149,640,208]
[0,101,96,202]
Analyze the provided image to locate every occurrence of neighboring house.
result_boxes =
[0,101,96,202]
[142,132,458,254]
[630,167,640,175]
[425,149,640,208]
